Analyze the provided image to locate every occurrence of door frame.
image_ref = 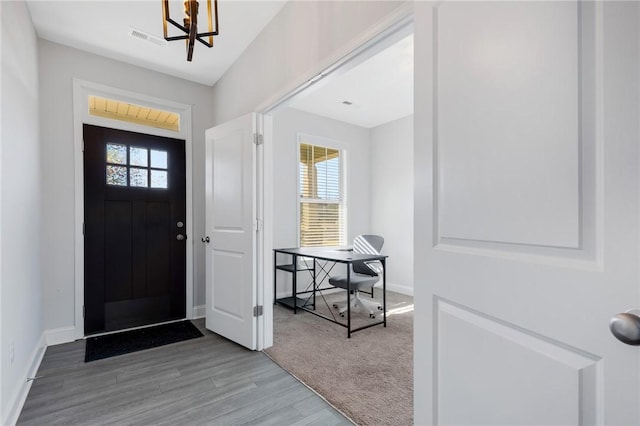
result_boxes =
[256,5,414,349]
[72,79,194,339]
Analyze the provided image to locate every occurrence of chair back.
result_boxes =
[352,235,384,276]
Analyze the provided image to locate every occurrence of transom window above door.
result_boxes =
[89,96,180,132]
[106,143,168,189]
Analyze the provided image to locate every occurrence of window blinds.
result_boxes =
[299,143,344,247]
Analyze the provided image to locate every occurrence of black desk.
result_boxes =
[273,247,387,338]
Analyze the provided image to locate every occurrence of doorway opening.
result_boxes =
[263,20,415,426]
[73,79,195,339]
[83,124,187,335]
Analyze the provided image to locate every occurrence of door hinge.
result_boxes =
[83,305,85,318]
[83,222,85,235]
[253,219,263,231]
[253,305,264,317]
[253,133,263,146]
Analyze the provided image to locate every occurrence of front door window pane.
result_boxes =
[151,150,168,169]
[130,147,148,167]
[151,170,168,189]
[106,144,127,165]
[106,165,127,186]
[130,168,148,187]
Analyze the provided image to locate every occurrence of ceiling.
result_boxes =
[26,1,412,128]
[289,34,414,129]
[26,0,287,86]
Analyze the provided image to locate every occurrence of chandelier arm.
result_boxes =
[165,17,188,34]
[196,31,218,37]
[195,36,213,48]
[165,35,189,41]
[212,0,219,36]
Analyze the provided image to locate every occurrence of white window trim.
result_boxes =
[296,132,348,248]
[72,78,195,339]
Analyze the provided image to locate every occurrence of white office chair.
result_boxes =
[329,235,384,318]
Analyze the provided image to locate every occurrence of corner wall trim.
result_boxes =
[3,333,46,426]
[193,305,206,319]
[387,282,414,296]
[45,326,77,346]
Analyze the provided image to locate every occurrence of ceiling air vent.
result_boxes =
[129,28,167,47]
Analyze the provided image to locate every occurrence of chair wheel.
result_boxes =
[377,306,383,310]
[332,304,338,309]
[369,314,375,319]
[340,313,345,318]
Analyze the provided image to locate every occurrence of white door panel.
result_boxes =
[415,1,639,424]
[437,0,580,249]
[205,113,257,350]
[213,130,246,229]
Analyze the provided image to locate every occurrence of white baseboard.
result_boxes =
[3,333,46,426]
[5,326,78,425]
[45,326,76,346]
[386,282,413,296]
[192,305,206,319]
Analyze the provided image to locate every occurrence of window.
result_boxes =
[89,96,180,132]
[299,141,345,247]
[106,144,168,189]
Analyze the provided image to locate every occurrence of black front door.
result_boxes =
[83,124,186,335]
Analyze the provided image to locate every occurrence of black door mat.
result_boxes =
[85,320,203,362]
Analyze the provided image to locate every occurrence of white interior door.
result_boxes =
[205,113,257,350]
[414,1,640,424]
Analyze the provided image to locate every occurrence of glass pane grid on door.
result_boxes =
[105,143,169,189]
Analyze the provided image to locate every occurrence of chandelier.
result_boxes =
[162,0,219,62]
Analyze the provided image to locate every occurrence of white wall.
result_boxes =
[209,0,415,411]
[272,108,371,296]
[371,115,413,295]
[413,3,435,421]
[1,2,44,424]
[38,40,214,332]
[211,1,410,126]
[210,0,410,309]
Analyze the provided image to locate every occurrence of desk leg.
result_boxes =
[273,251,277,305]
[313,260,316,310]
[382,258,387,327]
[347,266,351,338]
[292,254,297,314]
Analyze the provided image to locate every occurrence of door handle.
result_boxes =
[610,309,640,345]
[201,236,210,243]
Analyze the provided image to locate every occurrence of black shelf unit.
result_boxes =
[273,251,315,313]
[276,296,313,310]
[275,263,310,273]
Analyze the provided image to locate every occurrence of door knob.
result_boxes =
[176,234,185,241]
[610,309,640,345]
[201,236,210,243]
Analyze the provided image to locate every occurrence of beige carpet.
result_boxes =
[265,290,413,426]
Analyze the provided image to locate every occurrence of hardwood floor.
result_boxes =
[17,319,351,425]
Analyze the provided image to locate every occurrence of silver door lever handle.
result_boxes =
[201,236,210,243]
[610,309,640,345]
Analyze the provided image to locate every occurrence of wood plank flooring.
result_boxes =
[17,319,351,425]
